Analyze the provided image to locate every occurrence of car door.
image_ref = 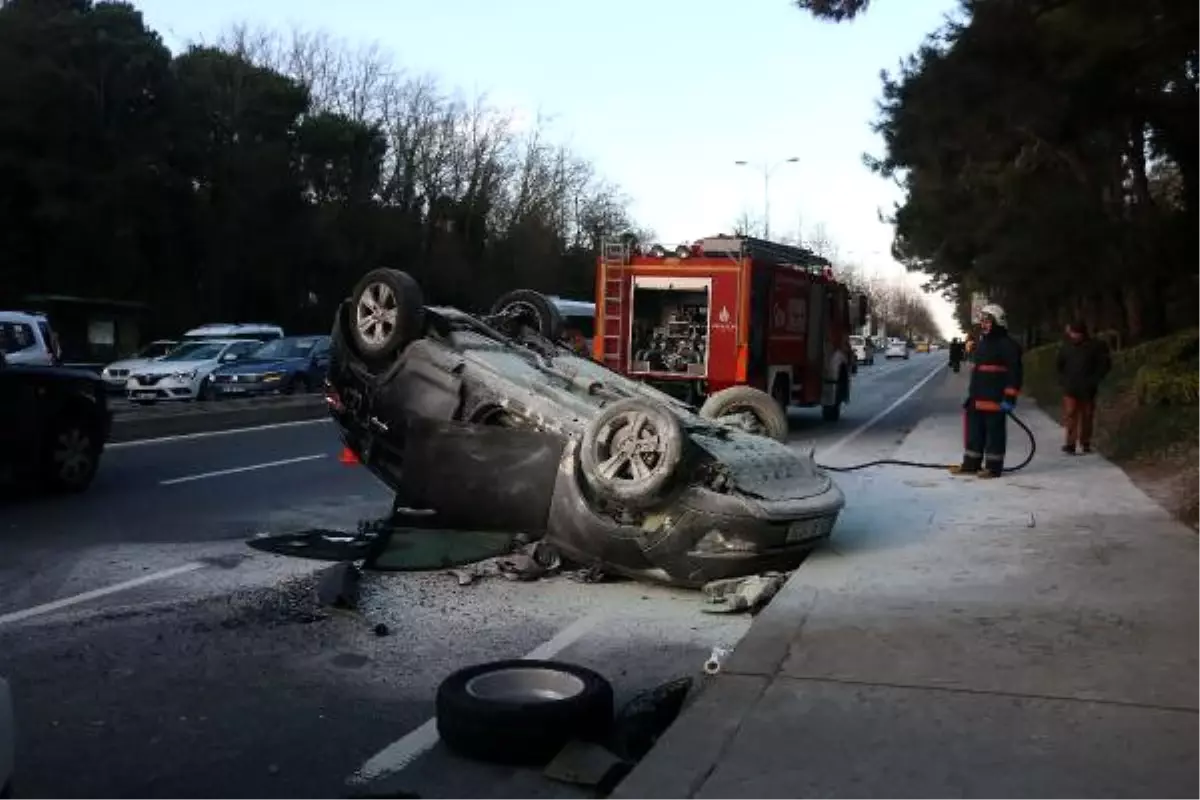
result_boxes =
[0,367,45,481]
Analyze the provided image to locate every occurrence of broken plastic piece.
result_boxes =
[340,446,361,465]
[703,646,731,675]
[700,572,787,614]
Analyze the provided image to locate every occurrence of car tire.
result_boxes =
[821,370,848,422]
[436,659,614,765]
[42,417,101,492]
[579,398,686,508]
[349,268,425,361]
[698,385,789,443]
[198,377,215,401]
[489,289,565,342]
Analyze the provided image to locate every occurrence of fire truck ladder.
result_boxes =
[598,239,629,369]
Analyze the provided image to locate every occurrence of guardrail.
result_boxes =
[108,394,330,443]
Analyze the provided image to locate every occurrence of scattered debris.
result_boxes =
[543,740,629,789]
[443,539,562,585]
[703,647,731,675]
[372,622,390,637]
[608,676,694,762]
[316,562,362,610]
[567,563,614,583]
[700,572,787,614]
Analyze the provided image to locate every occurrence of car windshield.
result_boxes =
[250,337,321,359]
[161,342,225,361]
[137,341,175,358]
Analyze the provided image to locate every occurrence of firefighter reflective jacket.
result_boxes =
[968,328,1023,412]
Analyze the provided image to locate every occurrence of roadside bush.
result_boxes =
[1133,365,1199,406]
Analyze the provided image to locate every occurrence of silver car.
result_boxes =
[125,339,263,404]
[321,270,845,588]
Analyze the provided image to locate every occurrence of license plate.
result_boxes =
[786,517,833,543]
[132,391,157,400]
[220,385,247,394]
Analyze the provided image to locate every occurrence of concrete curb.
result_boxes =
[108,395,328,442]
[610,582,820,799]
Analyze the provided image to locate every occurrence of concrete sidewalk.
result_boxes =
[615,375,1198,799]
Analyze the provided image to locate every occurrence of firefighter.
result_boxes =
[950,304,1023,478]
[948,337,965,372]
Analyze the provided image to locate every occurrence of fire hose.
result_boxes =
[815,409,1037,474]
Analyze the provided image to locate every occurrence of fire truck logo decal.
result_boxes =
[718,306,730,324]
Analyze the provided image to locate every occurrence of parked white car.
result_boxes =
[849,335,875,366]
[99,339,179,392]
[884,338,910,360]
[125,339,263,404]
[1,675,12,798]
[0,310,60,366]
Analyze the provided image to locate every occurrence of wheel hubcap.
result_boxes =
[594,411,665,482]
[54,428,92,483]
[356,282,399,346]
[464,667,585,702]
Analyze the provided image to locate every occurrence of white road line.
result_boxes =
[0,562,205,627]
[818,361,945,461]
[348,612,608,787]
[159,454,327,486]
[107,418,333,450]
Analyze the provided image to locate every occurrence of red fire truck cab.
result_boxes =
[593,235,868,422]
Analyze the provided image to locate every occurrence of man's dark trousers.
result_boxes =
[963,406,1007,473]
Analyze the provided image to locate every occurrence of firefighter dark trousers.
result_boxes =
[962,407,1006,473]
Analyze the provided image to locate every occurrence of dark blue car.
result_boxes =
[208,335,331,398]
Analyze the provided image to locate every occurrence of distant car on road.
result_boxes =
[125,339,263,404]
[0,356,111,492]
[915,341,931,353]
[0,310,61,366]
[849,335,876,366]
[884,338,910,360]
[99,339,179,393]
[0,675,11,798]
[209,335,331,398]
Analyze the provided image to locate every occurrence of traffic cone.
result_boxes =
[339,446,360,465]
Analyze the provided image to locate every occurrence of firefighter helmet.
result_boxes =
[979,303,1007,327]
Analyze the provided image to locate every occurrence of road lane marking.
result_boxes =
[108,418,333,450]
[348,612,608,787]
[818,361,945,461]
[159,454,327,486]
[0,562,205,627]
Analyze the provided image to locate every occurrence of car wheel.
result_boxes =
[198,377,215,401]
[821,371,848,422]
[489,289,566,342]
[349,268,425,361]
[698,385,789,443]
[43,418,100,492]
[579,398,686,508]
[436,659,614,765]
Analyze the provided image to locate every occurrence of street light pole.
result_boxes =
[735,156,799,240]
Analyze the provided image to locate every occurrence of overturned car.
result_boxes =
[323,268,844,588]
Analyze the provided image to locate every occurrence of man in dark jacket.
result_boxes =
[1056,321,1111,454]
[948,337,965,372]
[950,304,1023,479]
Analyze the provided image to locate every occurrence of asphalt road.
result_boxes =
[0,353,951,799]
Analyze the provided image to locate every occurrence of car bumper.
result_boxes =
[545,442,845,588]
[125,377,202,401]
[210,380,283,398]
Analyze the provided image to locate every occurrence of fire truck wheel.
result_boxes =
[821,370,849,422]
[698,386,789,443]
[489,289,566,342]
[349,268,426,361]
[579,398,685,509]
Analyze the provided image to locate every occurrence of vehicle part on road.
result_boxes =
[349,268,425,361]
[436,659,614,765]
[445,539,562,585]
[316,562,362,610]
[698,385,789,443]
[703,646,732,675]
[608,676,693,763]
[700,572,787,614]
[543,739,630,789]
[816,409,1037,474]
[489,288,566,342]
[327,269,844,588]
[247,527,518,571]
[579,398,686,508]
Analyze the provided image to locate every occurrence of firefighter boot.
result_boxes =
[949,454,982,476]
[978,458,1004,479]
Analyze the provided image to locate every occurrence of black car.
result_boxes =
[317,269,844,588]
[0,352,112,492]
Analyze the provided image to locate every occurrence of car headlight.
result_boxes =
[172,369,198,381]
[262,372,283,382]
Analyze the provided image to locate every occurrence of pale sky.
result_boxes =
[134,0,960,337]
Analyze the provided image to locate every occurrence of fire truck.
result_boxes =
[593,234,868,422]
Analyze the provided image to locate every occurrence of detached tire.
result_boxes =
[579,398,686,509]
[489,289,565,342]
[699,385,789,443]
[349,268,425,361]
[436,660,614,765]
